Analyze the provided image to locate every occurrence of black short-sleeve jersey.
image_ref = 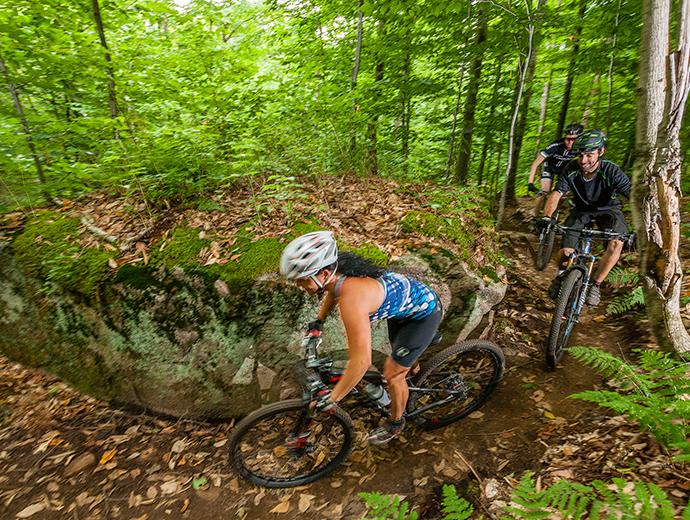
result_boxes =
[554,160,631,211]
[540,139,577,175]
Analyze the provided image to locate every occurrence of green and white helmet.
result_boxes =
[574,129,607,152]
[280,231,338,279]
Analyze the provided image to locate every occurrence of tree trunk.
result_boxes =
[350,0,364,151]
[477,63,503,186]
[366,19,385,175]
[555,0,587,138]
[0,55,47,190]
[454,9,488,184]
[92,0,119,137]
[631,0,690,353]
[400,52,411,175]
[445,61,467,178]
[581,72,601,127]
[497,21,535,229]
[507,0,545,193]
[534,69,552,153]
[606,0,623,131]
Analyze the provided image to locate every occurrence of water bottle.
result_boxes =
[364,383,391,407]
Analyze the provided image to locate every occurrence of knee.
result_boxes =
[561,248,574,257]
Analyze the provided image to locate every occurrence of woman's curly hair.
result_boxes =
[323,251,387,278]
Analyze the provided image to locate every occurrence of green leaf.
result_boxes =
[192,476,208,490]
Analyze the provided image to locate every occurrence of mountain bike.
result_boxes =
[227,333,505,488]
[546,225,634,368]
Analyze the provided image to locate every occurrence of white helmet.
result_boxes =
[280,231,338,279]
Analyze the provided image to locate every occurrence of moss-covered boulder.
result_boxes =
[0,210,505,419]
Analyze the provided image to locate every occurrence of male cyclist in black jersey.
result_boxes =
[536,129,631,306]
[527,123,584,216]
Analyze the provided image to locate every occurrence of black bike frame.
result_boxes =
[298,335,465,421]
[555,225,632,323]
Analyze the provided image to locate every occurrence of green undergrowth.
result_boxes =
[12,211,114,296]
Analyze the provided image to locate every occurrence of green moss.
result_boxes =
[13,211,113,295]
[151,226,209,270]
[401,210,473,258]
[479,266,501,283]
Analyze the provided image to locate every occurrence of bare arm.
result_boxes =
[543,190,562,217]
[528,154,546,184]
[329,281,380,403]
[316,290,336,322]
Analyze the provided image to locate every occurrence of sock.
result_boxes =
[594,281,601,287]
[389,418,404,427]
[557,269,565,276]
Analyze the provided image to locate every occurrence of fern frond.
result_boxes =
[441,485,474,520]
[606,286,645,316]
[606,266,641,287]
[569,347,647,392]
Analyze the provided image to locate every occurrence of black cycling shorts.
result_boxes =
[561,209,628,250]
[540,169,557,181]
[387,305,443,367]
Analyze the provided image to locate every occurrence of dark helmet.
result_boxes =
[564,123,585,137]
[574,129,607,153]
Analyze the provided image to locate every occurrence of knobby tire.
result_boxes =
[535,226,557,271]
[228,399,354,488]
[546,269,583,369]
[407,340,505,430]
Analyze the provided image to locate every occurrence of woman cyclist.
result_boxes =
[280,231,442,445]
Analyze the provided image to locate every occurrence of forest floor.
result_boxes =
[1,197,689,519]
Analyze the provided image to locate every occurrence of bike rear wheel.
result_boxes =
[546,269,583,368]
[228,399,354,488]
[534,226,557,271]
[406,340,505,430]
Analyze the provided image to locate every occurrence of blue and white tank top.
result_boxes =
[369,272,438,321]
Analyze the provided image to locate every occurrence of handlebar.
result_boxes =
[554,224,633,242]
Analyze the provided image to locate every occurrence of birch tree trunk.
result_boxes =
[606,0,623,131]
[0,55,47,189]
[555,0,587,138]
[92,0,119,138]
[507,0,545,191]
[455,9,488,184]
[497,21,535,229]
[534,69,552,152]
[631,0,690,353]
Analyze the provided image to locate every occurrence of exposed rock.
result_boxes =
[231,357,255,386]
[256,363,276,391]
[0,240,505,419]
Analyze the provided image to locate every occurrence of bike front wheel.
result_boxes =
[228,399,354,488]
[406,340,505,430]
[534,226,557,271]
[546,269,583,368]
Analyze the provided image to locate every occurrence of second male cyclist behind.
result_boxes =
[527,123,584,216]
[537,129,631,307]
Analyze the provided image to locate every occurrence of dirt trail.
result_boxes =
[0,207,669,520]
